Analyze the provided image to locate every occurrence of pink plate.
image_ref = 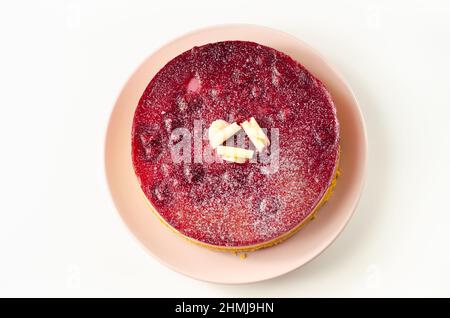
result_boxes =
[104,24,367,284]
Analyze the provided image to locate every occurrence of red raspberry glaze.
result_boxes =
[132,41,339,248]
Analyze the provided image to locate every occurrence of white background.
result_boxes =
[0,0,449,297]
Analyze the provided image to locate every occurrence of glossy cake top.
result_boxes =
[132,41,339,248]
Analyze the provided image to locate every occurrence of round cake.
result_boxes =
[132,41,339,252]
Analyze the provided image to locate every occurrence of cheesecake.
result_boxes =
[131,41,340,252]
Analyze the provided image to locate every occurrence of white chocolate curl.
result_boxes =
[240,117,270,152]
[208,120,241,149]
[216,145,254,163]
